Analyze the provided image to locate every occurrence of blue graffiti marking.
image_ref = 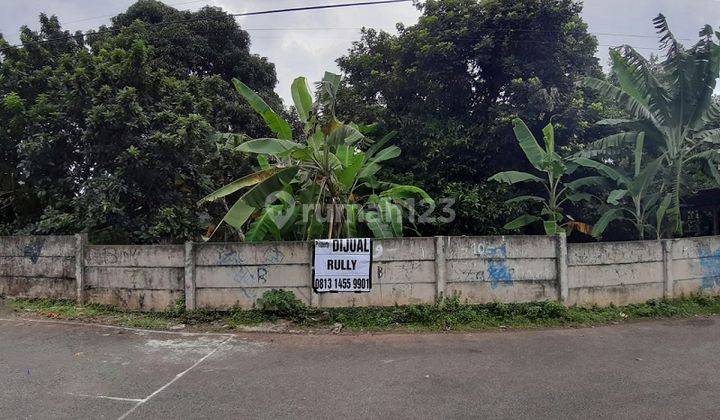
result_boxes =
[698,245,720,289]
[488,260,513,289]
[473,244,512,289]
[473,244,507,258]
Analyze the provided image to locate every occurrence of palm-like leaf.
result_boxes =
[203,72,431,241]
[489,171,544,185]
[197,167,289,205]
[582,77,660,124]
[511,118,546,171]
[291,76,313,123]
[236,138,304,155]
[232,79,293,140]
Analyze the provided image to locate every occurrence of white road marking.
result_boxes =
[0,317,234,337]
[69,394,144,403]
[117,336,233,420]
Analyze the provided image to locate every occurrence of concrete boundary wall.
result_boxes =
[2,234,720,311]
[567,241,665,306]
[0,235,77,300]
[83,244,184,311]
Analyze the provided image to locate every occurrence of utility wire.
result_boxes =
[0,0,691,54]
[242,26,691,42]
[232,0,411,17]
[0,0,412,52]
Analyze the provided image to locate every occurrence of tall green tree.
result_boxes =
[0,1,281,243]
[582,14,720,235]
[337,0,610,235]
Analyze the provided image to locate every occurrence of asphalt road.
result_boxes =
[1,315,720,419]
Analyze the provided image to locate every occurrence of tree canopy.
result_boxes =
[337,0,615,235]
[0,0,282,243]
[3,0,716,244]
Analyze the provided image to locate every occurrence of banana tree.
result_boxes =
[582,14,720,235]
[490,118,597,235]
[198,72,433,241]
[580,132,672,240]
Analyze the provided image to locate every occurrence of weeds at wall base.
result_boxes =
[6,293,720,333]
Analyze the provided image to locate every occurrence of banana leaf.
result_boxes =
[232,79,292,140]
[236,138,304,155]
[489,171,544,185]
[512,118,547,171]
[291,76,313,123]
[197,166,288,205]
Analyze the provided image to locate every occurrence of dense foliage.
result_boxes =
[199,72,433,241]
[580,14,720,237]
[0,0,281,243]
[490,119,600,235]
[337,0,614,236]
[2,0,719,243]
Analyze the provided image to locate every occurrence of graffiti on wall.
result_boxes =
[698,245,720,289]
[451,243,514,288]
[19,238,45,264]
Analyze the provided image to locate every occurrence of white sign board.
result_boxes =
[313,238,372,293]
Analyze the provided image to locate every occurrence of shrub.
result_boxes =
[257,289,307,320]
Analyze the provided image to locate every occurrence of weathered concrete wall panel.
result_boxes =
[568,241,662,266]
[566,240,665,306]
[85,267,184,290]
[568,283,664,307]
[86,288,182,311]
[83,245,185,310]
[372,238,435,262]
[195,265,310,289]
[85,245,183,267]
[447,281,558,304]
[0,277,75,299]
[0,235,75,257]
[669,237,720,296]
[442,236,557,305]
[196,242,309,266]
[318,283,436,308]
[447,259,556,284]
[674,278,720,297]
[446,236,556,260]
[372,260,435,285]
[0,236,76,301]
[196,287,312,309]
[0,256,75,278]
[670,237,720,260]
[568,262,663,288]
[8,234,720,312]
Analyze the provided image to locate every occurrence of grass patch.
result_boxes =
[6,293,720,333]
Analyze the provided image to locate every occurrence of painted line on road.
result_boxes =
[0,317,234,337]
[117,336,233,420]
[68,393,144,403]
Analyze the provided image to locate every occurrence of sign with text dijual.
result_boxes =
[313,238,372,293]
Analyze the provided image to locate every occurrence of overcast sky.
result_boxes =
[2,0,720,103]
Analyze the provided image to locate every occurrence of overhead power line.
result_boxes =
[232,0,412,17]
[0,0,413,52]
[243,26,692,42]
[0,0,691,54]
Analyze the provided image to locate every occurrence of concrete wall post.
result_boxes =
[74,233,88,304]
[434,236,447,301]
[310,241,320,308]
[556,232,568,304]
[662,239,674,299]
[184,241,196,311]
